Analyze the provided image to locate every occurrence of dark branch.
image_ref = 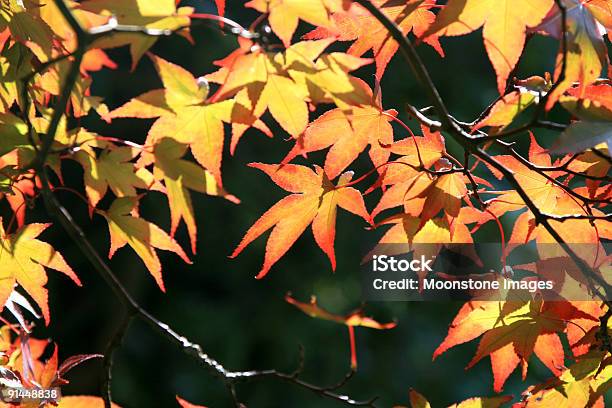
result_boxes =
[19,5,377,406]
[353,0,611,306]
[102,312,133,406]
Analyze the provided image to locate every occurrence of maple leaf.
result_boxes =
[125,55,234,188]
[286,294,397,329]
[0,0,57,61]
[560,83,612,121]
[102,197,192,291]
[286,293,396,368]
[367,126,470,228]
[418,172,467,223]
[423,0,554,94]
[433,300,598,392]
[370,126,446,219]
[516,350,610,407]
[405,389,512,408]
[245,0,340,46]
[487,134,576,217]
[566,143,610,197]
[231,163,370,278]
[534,0,611,110]
[556,83,612,151]
[152,138,239,253]
[487,135,607,250]
[204,39,270,101]
[205,39,373,147]
[105,54,207,121]
[305,0,444,79]
[283,83,396,179]
[76,146,152,208]
[0,221,81,324]
[79,0,192,69]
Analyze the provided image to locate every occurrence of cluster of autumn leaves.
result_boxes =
[0,0,610,406]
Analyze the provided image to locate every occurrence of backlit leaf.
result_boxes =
[102,197,192,291]
[305,0,444,79]
[0,221,80,324]
[245,0,339,46]
[231,163,369,278]
[152,138,239,253]
[535,0,610,109]
[424,0,554,94]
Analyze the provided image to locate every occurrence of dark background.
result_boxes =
[23,0,580,406]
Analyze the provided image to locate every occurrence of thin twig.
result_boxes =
[353,0,612,306]
[21,5,377,405]
[102,312,133,407]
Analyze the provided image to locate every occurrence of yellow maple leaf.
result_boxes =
[0,221,81,324]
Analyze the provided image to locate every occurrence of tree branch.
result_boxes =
[17,5,378,406]
[352,0,457,132]
[353,0,611,307]
[102,312,133,406]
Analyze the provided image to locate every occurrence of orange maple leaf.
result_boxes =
[206,39,373,151]
[434,300,599,392]
[283,83,396,179]
[245,0,341,46]
[423,0,554,94]
[286,293,396,368]
[486,134,607,250]
[371,126,446,219]
[231,163,370,278]
[305,0,444,79]
[560,83,612,121]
